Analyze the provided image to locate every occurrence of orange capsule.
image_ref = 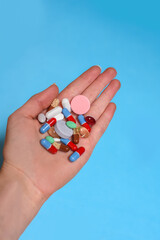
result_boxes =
[48,126,60,138]
[72,128,80,144]
[53,142,70,152]
[79,126,89,138]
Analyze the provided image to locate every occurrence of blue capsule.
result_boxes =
[40,123,50,134]
[62,108,70,118]
[60,138,70,145]
[40,139,51,149]
[69,151,80,162]
[78,115,86,125]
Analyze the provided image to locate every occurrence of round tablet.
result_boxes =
[71,95,90,115]
[54,120,73,139]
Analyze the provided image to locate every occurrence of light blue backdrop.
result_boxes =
[0,0,160,239]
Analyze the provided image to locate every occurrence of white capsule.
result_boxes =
[62,98,71,112]
[54,113,64,121]
[53,138,61,142]
[38,113,46,123]
[46,106,62,119]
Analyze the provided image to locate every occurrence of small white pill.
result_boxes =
[53,138,61,142]
[46,106,62,119]
[38,113,46,123]
[62,98,71,112]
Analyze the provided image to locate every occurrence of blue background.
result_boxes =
[0,0,160,239]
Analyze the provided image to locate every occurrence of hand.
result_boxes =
[3,66,120,197]
[0,66,120,239]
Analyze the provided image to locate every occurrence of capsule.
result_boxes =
[60,138,77,151]
[48,126,60,138]
[72,128,79,144]
[46,106,62,120]
[47,98,60,111]
[53,142,70,152]
[85,116,96,126]
[62,108,76,123]
[78,115,91,132]
[69,147,85,162]
[40,118,56,134]
[62,98,71,112]
[40,139,57,154]
[45,136,54,144]
[79,126,90,138]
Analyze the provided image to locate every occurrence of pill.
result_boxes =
[66,121,77,129]
[38,113,46,123]
[54,120,73,138]
[54,113,64,121]
[47,98,60,111]
[48,126,60,138]
[62,98,71,112]
[53,138,61,142]
[69,147,85,162]
[40,118,56,134]
[46,106,62,120]
[45,136,54,144]
[85,116,96,126]
[72,128,79,144]
[60,138,78,151]
[71,95,90,115]
[53,142,70,152]
[62,108,76,123]
[51,98,60,108]
[79,127,89,138]
[78,115,91,132]
[40,139,57,154]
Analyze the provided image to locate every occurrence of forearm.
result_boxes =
[0,162,45,240]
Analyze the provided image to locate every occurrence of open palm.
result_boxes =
[3,66,120,199]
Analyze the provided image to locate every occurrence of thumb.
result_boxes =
[19,83,59,118]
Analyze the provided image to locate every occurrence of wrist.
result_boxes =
[0,161,45,240]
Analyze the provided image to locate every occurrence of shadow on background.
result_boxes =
[0,136,5,168]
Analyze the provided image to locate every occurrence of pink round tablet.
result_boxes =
[71,95,90,114]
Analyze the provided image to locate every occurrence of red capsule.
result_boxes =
[67,115,76,123]
[68,141,78,151]
[82,122,91,132]
[85,116,96,126]
[47,118,57,127]
[48,144,58,154]
[77,147,85,155]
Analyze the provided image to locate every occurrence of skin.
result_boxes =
[0,66,121,239]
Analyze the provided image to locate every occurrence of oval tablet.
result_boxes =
[46,106,62,119]
[54,120,73,138]
[71,95,90,114]
[66,121,77,129]
[38,113,46,123]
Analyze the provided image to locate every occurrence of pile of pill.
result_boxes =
[38,95,96,162]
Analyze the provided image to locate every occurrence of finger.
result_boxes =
[90,102,117,146]
[19,84,59,118]
[58,65,101,101]
[82,67,117,103]
[86,79,120,120]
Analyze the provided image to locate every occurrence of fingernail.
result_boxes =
[95,65,102,70]
[52,83,57,86]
